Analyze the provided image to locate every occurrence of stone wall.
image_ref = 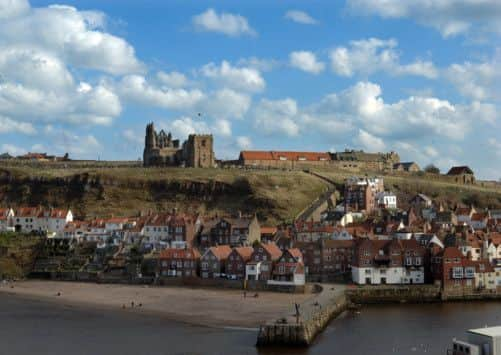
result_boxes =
[346,284,441,304]
[257,285,347,346]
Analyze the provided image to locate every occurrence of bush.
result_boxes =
[424,164,440,174]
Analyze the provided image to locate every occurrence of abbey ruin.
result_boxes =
[143,123,215,168]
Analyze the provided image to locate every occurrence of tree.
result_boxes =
[424,164,440,174]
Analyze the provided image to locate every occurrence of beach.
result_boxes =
[0,280,313,328]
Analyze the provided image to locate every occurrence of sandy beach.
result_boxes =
[0,280,314,328]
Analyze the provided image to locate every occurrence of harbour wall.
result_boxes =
[256,285,347,346]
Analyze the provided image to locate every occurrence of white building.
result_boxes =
[376,191,397,209]
[245,261,262,281]
[0,208,15,232]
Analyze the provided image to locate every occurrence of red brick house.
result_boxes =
[321,239,354,275]
[199,215,261,248]
[200,245,232,279]
[431,247,473,293]
[293,241,322,277]
[270,248,305,285]
[225,246,254,280]
[246,242,282,281]
[158,248,200,278]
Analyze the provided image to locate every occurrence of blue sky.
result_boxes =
[0,0,500,179]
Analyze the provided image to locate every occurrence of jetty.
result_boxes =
[256,284,347,346]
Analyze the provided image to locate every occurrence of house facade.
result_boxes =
[200,245,232,279]
[352,238,425,285]
[158,248,200,278]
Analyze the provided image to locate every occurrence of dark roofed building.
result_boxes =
[393,162,420,172]
[447,166,475,185]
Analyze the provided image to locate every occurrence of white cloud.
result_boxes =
[253,98,300,137]
[0,81,121,125]
[118,75,204,110]
[122,129,143,145]
[488,138,501,156]
[424,146,439,158]
[0,0,29,20]
[160,116,211,140]
[284,10,318,25]
[236,136,252,150]
[156,71,188,88]
[329,38,437,78]
[356,129,385,152]
[201,61,265,93]
[0,115,36,135]
[212,119,232,137]
[445,60,501,101]
[0,3,143,75]
[237,57,279,72]
[346,0,501,37]
[41,127,102,157]
[289,51,325,74]
[192,8,256,37]
[1,143,27,156]
[254,81,494,151]
[201,89,251,120]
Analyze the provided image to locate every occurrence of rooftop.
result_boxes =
[468,326,501,338]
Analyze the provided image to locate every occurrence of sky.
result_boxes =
[0,0,500,179]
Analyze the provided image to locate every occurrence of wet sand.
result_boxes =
[0,280,313,328]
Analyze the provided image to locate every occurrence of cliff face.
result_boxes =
[0,170,279,221]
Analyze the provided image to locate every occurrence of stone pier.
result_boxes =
[256,284,347,347]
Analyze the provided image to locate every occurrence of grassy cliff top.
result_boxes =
[0,163,330,224]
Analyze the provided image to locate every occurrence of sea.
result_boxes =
[2,294,501,355]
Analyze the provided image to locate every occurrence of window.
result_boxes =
[452,267,463,279]
[415,257,422,266]
[405,257,413,266]
[365,269,371,275]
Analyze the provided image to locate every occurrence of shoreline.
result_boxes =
[0,280,313,329]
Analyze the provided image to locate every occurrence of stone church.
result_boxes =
[143,123,215,168]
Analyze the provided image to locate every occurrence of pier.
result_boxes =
[256,284,347,346]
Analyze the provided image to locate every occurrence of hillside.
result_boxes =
[314,169,501,210]
[0,162,500,227]
[0,163,330,224]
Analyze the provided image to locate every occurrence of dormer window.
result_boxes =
[279,156,287,161]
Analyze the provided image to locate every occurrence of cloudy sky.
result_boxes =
[0,0,500,179]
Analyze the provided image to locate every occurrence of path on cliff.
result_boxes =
[295,171,338,222]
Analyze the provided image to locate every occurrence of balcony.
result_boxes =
[373,255,391,265]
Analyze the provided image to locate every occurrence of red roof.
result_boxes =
[240,150,331,162]
[206,245,232,261]
[261,226,278,235]
[233,246,254,261]
[287,248,303,260]
[16,207,41,217]
[261,242,282,260]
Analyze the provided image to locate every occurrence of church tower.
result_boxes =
[143,122,157,166]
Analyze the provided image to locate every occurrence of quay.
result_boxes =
[256,284,347,346]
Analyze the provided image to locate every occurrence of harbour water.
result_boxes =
[2,294,501,355]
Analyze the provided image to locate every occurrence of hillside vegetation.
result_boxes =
[0,164,329,224]
[0,233,42,278]
[314,170,501,210]
[0,162,500,227]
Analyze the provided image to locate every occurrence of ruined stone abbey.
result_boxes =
[143,123,215,168]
